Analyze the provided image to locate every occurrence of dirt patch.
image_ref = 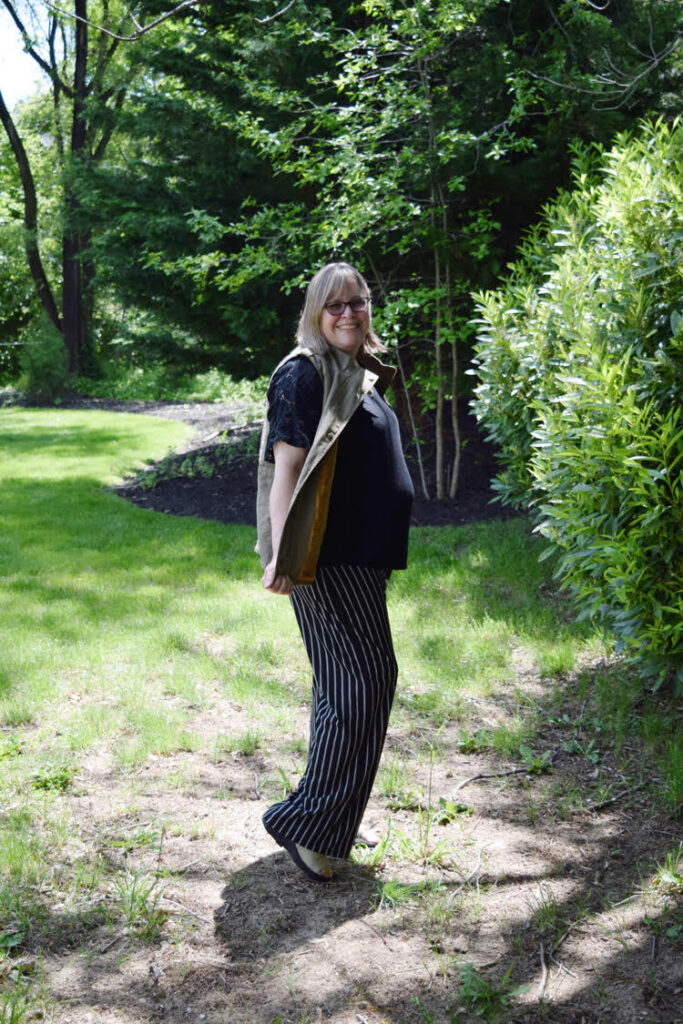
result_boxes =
[3,394,680,1023]
[25,683,682,1024]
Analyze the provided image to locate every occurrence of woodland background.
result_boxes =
[1,0,681,683]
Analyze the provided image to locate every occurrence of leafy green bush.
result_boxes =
[471,120,683,691]
[74,365,267,413]
[532,344,682,688]
[18,318,69,403]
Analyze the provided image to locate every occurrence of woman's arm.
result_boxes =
[262,440,308,595]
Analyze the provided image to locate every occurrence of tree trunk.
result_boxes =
[62,0,89,373]
[396,340,430,500]
[0,90,61,331]
[441,207,461,499]
[432,191,448,499]
[434,235,445,500]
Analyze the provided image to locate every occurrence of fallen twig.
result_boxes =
[172,858,203,876]
[454,750,560,792]
[359,918,388,945]
[549,951,577,978]
[447,847,484,904]
[453,766,532,792]
[538,942,548,1001]
[548,919,581,959]
[161,896,212,925]
[587,780,651,811]
[253,771,263,800]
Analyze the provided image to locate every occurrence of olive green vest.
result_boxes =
[256,345,396,584]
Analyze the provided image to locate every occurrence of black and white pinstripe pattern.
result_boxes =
[262,565,398,859]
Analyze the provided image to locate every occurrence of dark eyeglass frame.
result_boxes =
[323,297,370,316]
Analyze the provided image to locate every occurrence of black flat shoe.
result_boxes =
[264,821,333,883]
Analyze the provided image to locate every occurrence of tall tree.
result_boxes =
[147,0,680,497]
[0,0,209,373]
[0,0,131,370]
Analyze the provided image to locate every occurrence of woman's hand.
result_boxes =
[262,560,295,595]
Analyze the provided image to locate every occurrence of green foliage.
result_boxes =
[74,364,267,409]
[471,120,683,691]
[0,970,30,1024]
[18,318,69,403]
[532,348,682,689]
[31,758,76,792]
[459,963,529,1020]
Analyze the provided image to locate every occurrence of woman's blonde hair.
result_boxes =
[295,262,385,355]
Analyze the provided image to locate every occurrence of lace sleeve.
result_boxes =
[264,355,323,463]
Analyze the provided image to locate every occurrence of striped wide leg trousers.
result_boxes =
[262,564,398,860]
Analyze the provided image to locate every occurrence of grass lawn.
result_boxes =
[0,407,680,1024]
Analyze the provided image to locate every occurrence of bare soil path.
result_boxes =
[40,679,682,1024]
[4,394,681,1023]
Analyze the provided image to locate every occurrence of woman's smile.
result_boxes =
[320,283,369,357]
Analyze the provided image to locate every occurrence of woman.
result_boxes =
[256,261,413,882]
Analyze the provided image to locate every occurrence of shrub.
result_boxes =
[18,318,69,403]
[74,365,267,414]
[532,345,682,689]
[470,119,683,691]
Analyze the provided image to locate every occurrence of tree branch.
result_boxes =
[0,87,61,330]
[0,0,72,95]
[41,0,200,41]
[255,0,296,25]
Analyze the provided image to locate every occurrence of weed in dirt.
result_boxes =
[535,641,579,678]
[215,729,263,757]
[108,827,162,855]
[458,963,529,1021]
[653,843,683,893]
[0,968,32,1024]
[377,757,412,801]
[31,758,76,792]
[392,822,460,871]
[351,826,394,869]
[114,868,167,942]
[526,883,564,943]
[284,735,307,758]
[643,841,683,943]
[456,727,488,754]
[562,735,601,764]
[371,877,445,911]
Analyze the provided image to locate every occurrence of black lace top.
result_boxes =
[264,356,322,462]
[265,354,413,570]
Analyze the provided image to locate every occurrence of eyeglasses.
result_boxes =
[323,297,370,316]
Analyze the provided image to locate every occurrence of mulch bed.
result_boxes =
[107,398,518,529]
[2,388,520,527]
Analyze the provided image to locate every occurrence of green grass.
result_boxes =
[0,409,302,733]
[394,523,600,699]
[1,405,681,1019]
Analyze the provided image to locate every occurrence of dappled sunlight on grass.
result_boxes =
[391,522,602,702]
[0,409,299,735]
[1,408,680,1024]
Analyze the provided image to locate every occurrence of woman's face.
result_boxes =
[319,277,369,359]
